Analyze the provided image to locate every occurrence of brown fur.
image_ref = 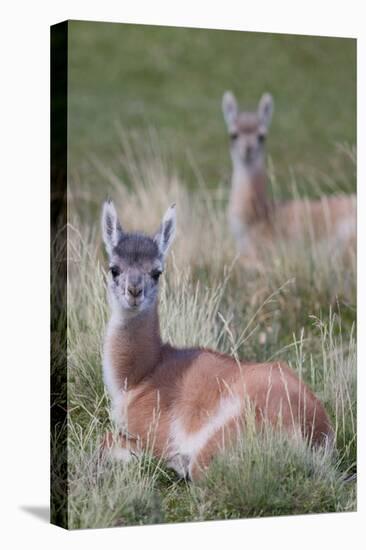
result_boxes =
[229,169,273,226]
[230,174,356,263]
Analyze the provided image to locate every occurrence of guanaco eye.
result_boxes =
[110,266,121,279]
[150,269,162,281]
[229,132,238,141]
[258,133,266,143]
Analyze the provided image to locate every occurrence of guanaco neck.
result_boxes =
[107,303,162,390]
[229,158,273,227]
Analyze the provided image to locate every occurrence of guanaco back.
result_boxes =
[101,200,333,480]
[222,91,356,258]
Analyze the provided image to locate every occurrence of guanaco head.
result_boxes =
[101,200,176,316]
[222,91,274,169]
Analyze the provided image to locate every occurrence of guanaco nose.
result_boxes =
[127,285,143,298]
[245,145,254,161]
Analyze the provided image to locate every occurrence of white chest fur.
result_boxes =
[102,318,129,429]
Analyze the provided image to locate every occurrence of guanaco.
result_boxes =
[100,200,333,480]
[222,91,356,257]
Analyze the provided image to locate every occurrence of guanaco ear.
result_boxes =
[101,200,123,255]
[154,204,176,259]
[258,93,274,129]
[222,91,238,131]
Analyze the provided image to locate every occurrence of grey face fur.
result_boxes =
[222,92,274,168]
[102,200,176,317]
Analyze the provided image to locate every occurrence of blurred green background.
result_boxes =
[68,20,356,193]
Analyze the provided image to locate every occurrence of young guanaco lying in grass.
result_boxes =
[100,200,333,480]
[222,91,356,259]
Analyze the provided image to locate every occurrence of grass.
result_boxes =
[65,137,356,529]
[68,21,356,194]
[60,21,357,529]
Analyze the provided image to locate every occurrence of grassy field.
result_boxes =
[68,21,356,194]
[64,21,357,529]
